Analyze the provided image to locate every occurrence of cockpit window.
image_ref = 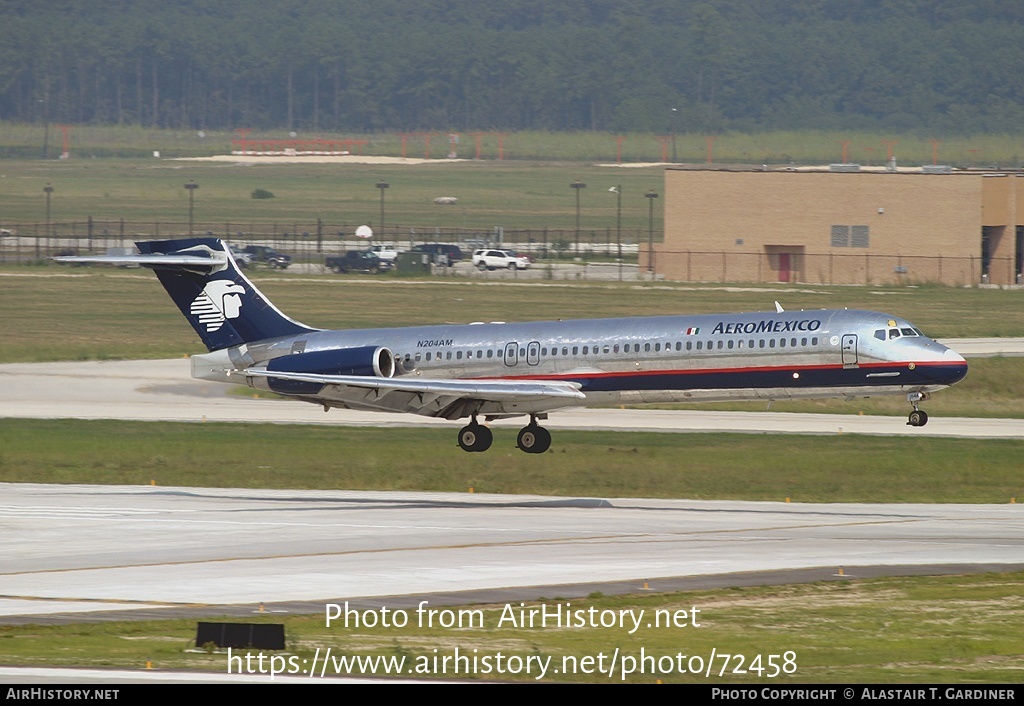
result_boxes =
[874,329,886,341]
[900,328,917,337]
[889,329,901,340]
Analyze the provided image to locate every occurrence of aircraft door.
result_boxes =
[841,334,858,368]
[527,341,541,366]
[504,342,518,367]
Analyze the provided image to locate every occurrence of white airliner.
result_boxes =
[58,238,968,453]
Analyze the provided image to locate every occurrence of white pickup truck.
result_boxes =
[369,244,400,264]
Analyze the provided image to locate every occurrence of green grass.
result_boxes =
[0,157,664,232]
[2,573,1022,682]
[1,420,1021,503]
[2,269,1023,364]
[0,128,1020,233]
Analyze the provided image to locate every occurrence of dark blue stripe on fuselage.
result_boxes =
[514,362,968,393]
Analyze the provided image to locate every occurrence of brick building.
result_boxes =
[653,167,1024,286]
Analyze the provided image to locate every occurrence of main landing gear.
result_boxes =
[456,414,552,453]
[906,392,929,427]
[457,415,493,452]
[517,417,552,454]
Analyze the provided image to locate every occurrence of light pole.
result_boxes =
[570,181,586,257]
[609,185,622,281]
[184,181,199,235]
[42,183,53,259]
[645,190,659,275]
[376,181,389,239]
[670,107,678,162]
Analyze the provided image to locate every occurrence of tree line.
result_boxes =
[3,0,1024,135]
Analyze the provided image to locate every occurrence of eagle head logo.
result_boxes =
[189,281,246,332]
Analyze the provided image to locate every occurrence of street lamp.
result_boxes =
[184,181,199,235]
[670,107,679,162]
[645,190,659,274]
[570,181,586,257]
[609,185,622,281]
[376,181,390,239]
[42,183,54,259]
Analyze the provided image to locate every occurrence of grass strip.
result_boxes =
[1,573,1022,682]
[1,420,1021,503]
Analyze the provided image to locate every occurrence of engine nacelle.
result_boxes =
[267,346,396,378]
[261,346,395,395]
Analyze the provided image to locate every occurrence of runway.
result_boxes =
[0,344,1022,439]
[2,483,1022,622]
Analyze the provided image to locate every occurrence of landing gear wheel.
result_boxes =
[458,424,492,452]
[907,410,929,427]
[517,425,551,454]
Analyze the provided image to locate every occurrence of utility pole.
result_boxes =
[645,190,659,275]
[184,181,199,235]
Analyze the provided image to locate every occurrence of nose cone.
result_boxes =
[933,346,968,386]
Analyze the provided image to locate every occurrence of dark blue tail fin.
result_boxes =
[137,238,315,351]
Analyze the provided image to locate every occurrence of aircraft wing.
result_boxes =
[242,369,585,419]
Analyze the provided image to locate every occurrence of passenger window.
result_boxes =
[457,351,463,359]
[613,344,619,353]
[426,352,432,361]
[769,339,776,348]
[645,343,651,352]
[791,338,797,347]
[727,340,734,349]
[801,338,807,346]
[812,337,818,345]
[696,341,703,350]
[686,341,692,351]
[717,341,723,349]
[572,346,578,355]
[759,340,765,349]
[780,338,786,347]
[655,343,661,352]
[583,346,589,355]
[603,346,610,354]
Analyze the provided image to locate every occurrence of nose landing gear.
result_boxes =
[906,392,930,427]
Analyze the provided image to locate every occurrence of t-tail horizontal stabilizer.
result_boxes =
[56,238,316,351]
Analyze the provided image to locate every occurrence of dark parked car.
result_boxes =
[325,250,389,274]
[410,243,464,265]
[242,245,292,269]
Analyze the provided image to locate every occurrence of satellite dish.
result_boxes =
[355,225,374,239]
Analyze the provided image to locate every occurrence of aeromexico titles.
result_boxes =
[58,238,968,454]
